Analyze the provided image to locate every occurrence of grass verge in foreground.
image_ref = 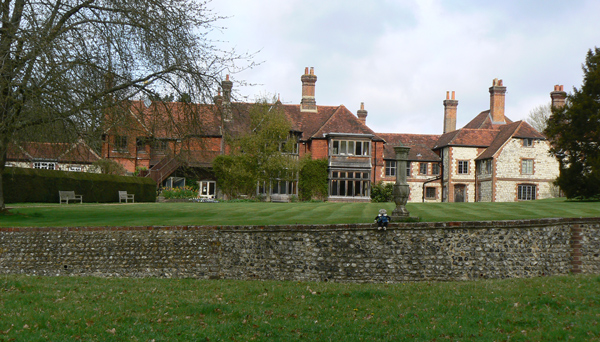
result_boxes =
[1,274,599,341]
[2,198,600,227]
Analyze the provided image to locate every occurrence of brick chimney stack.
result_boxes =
[300,67,317,112]
[489,78,506,124]
[357,102,368,124]
[443,91,458,133]
[221,74,233,104]
[221,75,233,122]
[550,85,567,108]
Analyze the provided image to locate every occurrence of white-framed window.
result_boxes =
[33,162,56,170]
[458,160,469,174]
[518,184,536,200]
[385,160,396,177]
[425,187,436,199]
[406,162,411,177]
[330,171,370,197]
[69,166,82,172]
[419,163,428,175]
[521,159,534,175]
[523,138,533,147]
[199,180,216,198]
[331,140,370,156]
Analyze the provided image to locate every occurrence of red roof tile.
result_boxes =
[463,110,514,130]
[377,133,441,161]
[434,128,498,149]
[476,121,546,160]
[7,141,100,164]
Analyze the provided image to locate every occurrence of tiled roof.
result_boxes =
[119,100,382,142]
[310,105,383,141]
[7,141,100,164]
[377,133,441,161]
[463,110,514,130]
[434,128,498,149]
[475,121,546,160]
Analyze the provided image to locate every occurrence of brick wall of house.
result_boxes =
[1,218,598,282]
[494,138,559,202]
[308,139,329,160]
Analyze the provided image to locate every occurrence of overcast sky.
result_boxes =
[208,0,600,134]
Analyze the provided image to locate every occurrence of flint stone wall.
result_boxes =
[1,218,599,283]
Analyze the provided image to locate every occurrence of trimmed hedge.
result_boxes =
[2,168,157,203]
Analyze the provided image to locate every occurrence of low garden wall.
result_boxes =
[1,218,599,282]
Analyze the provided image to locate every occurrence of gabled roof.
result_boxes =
[434,128,498,149]
[115,100,383,143]
[463,110,514,130]
[310,105,383,141]
[377,133,441,161]
[7,141,100,164]
[475,121,546,160]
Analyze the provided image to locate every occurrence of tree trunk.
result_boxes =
[0,138,8,211]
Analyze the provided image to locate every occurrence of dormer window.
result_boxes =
[523,138,533,147]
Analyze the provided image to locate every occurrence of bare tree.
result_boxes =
[0,0,253,210]
[526,103,552,132]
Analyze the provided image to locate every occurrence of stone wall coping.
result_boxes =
[1,217,599,233]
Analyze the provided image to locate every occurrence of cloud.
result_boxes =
[209,0,600,134]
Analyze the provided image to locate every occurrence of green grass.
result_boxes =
[2,198,599,228]
[1,274,599,341]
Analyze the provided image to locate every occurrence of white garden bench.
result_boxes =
[119,191,135,203]
[59,191,83,204]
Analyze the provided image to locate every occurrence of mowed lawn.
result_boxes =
[1,274,599,341]
[2,197,600,227]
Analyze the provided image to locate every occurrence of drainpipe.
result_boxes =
[422,175,442,202]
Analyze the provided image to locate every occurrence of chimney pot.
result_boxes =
[452,91,455,100]
[304,67,309,74]
[446,91,449,100]
[310,67,314,75]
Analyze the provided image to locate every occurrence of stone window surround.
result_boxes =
[522,138,534,147]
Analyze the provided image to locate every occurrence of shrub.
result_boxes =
[160,186,197,199]
[371,181,394,202]
[299,157,328,201]
[2,167,156,203]
[93,159,127,175]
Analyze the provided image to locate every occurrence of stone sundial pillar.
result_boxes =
[391,146,411,219]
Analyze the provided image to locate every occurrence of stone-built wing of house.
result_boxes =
[426,79,562,202]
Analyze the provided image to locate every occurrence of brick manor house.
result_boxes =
[100,68,562,202]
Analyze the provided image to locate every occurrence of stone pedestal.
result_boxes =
[390,146,411,220]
